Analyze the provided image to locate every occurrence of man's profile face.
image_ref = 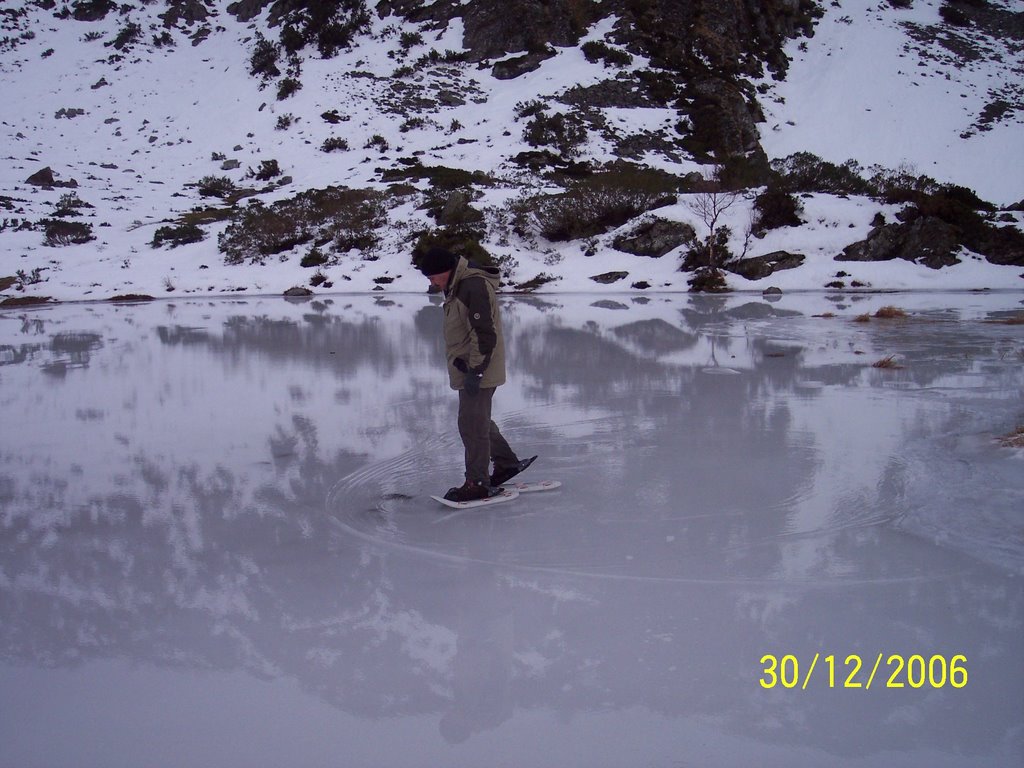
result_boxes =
[428,270,452,292]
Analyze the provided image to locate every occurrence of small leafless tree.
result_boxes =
[686,165,741,270]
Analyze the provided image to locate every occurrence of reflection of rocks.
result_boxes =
[51,332,102,354]
[679,298,802,326]
[611,319,698,355]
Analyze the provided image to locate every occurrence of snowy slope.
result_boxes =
[759,0,1024,206]
[0,0,1021,303]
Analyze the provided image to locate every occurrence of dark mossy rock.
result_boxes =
[590,271,629,284]
[613,218,695,257]
[839,217,961,269]
[283,286,314,297]
[728,251,805,280]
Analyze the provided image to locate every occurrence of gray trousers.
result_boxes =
[458,387,518,485]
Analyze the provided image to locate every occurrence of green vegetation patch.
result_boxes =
[219,186,386,265]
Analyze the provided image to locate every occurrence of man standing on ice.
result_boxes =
[416,247,535,503]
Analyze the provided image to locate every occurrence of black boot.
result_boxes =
[443,480,494,503]
[490,455,537,487]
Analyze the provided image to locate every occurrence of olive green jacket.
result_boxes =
[443,257,506,390]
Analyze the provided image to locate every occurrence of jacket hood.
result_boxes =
[449,257,501,294]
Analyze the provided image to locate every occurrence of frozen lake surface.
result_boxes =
[1,291,1022,768]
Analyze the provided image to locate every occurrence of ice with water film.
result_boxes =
[0,292,1021,767]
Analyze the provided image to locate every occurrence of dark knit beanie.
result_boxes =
[418,247,459,276]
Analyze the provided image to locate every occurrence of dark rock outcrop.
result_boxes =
[25,167,78,189]
[590,271,630,284]
[839,217,962,269]
[728,251,805,280]
[160,0,213,27]
[491,48,557,80]
[613,218,695,257]
[381,0,822,161]
[227,0,271,23]
[462,0,592,62]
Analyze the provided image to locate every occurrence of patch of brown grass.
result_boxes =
[984,313,1024,325]
[874,305,908,319]
[996,426,1024,448]
[872,355,903,369]
[853,313,871,323]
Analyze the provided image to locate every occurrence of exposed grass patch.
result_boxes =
[872,355,903,369]
[996,426,1024,448]
[875,305,908,319]
[854,313,872,323]
[984,312,1024,325]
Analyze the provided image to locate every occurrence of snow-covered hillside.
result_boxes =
[759,0,1024,206]
[0,0,1021,303]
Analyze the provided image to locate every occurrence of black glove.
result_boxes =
[453,358,469,373]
